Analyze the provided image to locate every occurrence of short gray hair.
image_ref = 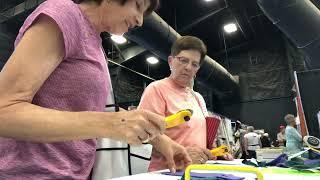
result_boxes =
[247,126,254,132]
[284,114,295,125]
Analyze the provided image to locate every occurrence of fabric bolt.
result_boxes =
[206,116,221,150]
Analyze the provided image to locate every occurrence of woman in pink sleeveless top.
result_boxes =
[0,0,190,179]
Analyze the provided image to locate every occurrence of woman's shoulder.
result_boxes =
[285,126,295,132]
[42,0,76,9]
[17,0,81,38]
[16,0,86,56]
[32,0,78,15]
[147,78,169,89]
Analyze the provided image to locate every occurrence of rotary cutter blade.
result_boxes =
[165,109,193,129]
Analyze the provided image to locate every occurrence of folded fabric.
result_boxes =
[241,159,266,167]
[161,171,245,180]
[286,158,320,170]
[308,148,320,159]
[266,154,288,167]
[263,153,320,170]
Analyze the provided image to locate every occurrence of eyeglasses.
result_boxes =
[174,56,200,69]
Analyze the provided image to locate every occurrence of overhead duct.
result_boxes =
[126,12,239,97]
[257,0,320,69]
[0,0,45,23]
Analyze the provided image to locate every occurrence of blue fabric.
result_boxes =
[161,171,245,180]
[266,154,288,167]
[254,153,320,170]
[308,149,320,159]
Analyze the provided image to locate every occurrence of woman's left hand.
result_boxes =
[221,153,234,161]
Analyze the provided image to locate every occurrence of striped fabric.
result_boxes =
[206,116,221,149]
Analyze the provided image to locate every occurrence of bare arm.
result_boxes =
[0,15,164,143]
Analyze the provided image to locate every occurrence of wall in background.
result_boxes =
[219,97,296,141]
[213,34,305,141]
[0,31,15,70]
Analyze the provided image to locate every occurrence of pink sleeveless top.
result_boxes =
[0,0,110,179]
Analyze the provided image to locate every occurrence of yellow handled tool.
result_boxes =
[184,164,264,180]
[210,145,229,157]
[165,109,193,128]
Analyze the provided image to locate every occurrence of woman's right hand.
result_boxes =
[109,110,166,145]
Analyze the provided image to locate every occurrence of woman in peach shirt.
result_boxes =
[138,36,215,171]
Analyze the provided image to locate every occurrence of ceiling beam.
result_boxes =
[111,44,147,64]
[119,45,146,64]
[179,0,228,33]
[0,0,44,23]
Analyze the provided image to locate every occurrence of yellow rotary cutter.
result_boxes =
[210,145,230,157]
[165,109,193,128]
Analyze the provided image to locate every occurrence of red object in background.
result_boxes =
[206,116,221,149]
[294,72,309,137]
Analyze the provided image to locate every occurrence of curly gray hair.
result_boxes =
[284,114,295,125]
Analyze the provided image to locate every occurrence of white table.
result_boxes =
[111,160,320,180]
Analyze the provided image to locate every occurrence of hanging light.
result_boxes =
[223,23,238,33]
[146,56,159,64]
[111,34,127,44]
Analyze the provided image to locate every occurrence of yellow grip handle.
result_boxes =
[165,109,193,128]
[184,164,264,180]
[210,145,229,157]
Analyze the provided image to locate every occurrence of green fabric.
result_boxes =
[261,167,320,176]
[285,157,320,170]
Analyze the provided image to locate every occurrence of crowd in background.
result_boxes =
[233,113,303,159]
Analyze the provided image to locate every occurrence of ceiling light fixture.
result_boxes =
[111,34,127,44]
[223,23,238,33]
[146,56,159,64]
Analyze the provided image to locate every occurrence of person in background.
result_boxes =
[239,125,248,159]
[244,126,262,159]
[260,133,271,148]
[0,0,191,178]
[234,124,247,159]
[277,125,286,147]
[284,114,303,154]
